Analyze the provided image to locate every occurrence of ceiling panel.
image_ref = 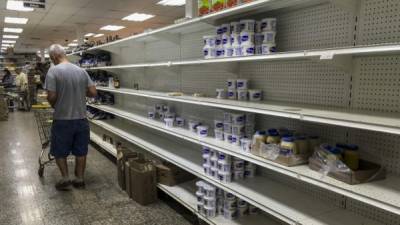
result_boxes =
[0,0,185,51]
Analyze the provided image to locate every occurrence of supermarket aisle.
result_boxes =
[0,112,192,225]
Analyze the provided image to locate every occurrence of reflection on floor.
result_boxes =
[0,112,193,225]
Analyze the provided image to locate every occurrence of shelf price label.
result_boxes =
[320,52,335,60]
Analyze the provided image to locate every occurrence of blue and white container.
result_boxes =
[203,35,217,47]
[204,46,216,59]
[249,89,262,101]
[239,19,256,32]
[261,43,277,55]
[241,44,255,56]
[237,79,248,90]
[227,89,237,100]
[261,18,277,32]
[240,31,255,45]
[197,125,209,137]
[227,79,237,89]
[175,117,185,127]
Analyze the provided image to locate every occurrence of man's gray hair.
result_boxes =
[49,44,66,57]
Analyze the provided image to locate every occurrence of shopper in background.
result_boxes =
[15,68,28,91]
[1,69,14,88]
[45,44,97,190]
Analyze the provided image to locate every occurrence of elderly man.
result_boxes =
[45,44,97,190]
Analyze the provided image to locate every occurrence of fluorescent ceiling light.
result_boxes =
[2,44,14,47]
[68,43,78,47]
[157,0,185,6]
[84,33,95,37]
[3,35,19,39]
[2,40,16,44]
[100,25,125,31]
[45,54,49,58]
[94,34,104,38]
[6,0,34,12]
[122,13,154,22]
[3,27,23,33]
[5,17,29,24]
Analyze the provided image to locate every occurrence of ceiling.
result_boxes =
[0,0,185,52]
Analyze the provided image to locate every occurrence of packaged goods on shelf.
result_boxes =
[250,129,316,167]
[308,144,386,185]
[87,91,115,105]
[155,161,196,186]
[216,79,262,101]
[88,70,113,87]
[203,16,276,59]
[198,0,255,16]
[86,107,115,120]
[195,179,258,220]
[202,146,257,183]
[78,52,111,68]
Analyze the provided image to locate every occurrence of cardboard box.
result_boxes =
[155,162,195,186]
[117,147,142,190]
[124,160,132,197]
[309,157,386,185]
[129,159,158,205]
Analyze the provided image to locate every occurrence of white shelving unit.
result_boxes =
[87,103,400,216]
[85,44,400,71]
[89,118,383,225]
[89,131,117,157]
[70,0,331,54]
[89,128,280,225]
[82,0,400,224]
[94,87,400,135]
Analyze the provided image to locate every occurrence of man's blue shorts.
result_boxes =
[51,119,90,159]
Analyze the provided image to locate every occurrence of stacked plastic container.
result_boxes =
[216,79,263,101]
[196,180,259,220]
[213,111,255,146]
[203,17,276,59]
[202,146,257,183]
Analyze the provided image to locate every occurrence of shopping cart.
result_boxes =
[34,108,54,177]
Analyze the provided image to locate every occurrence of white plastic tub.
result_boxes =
[175,117,185,127]
[188,120,201,133]
[231,113,245,125]
[164,118,174,128]
[218,171,232,183]
[261,18,277,31]
[223,122,232,133]
[240,138,252,152]
[237,89,248,101]
[214,129,224,141]
[216,89,227,99]
[231,134,241,146]
[197,125,209,137]
[249,89,262,101]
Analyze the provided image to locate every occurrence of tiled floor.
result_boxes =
[0,112,193,225]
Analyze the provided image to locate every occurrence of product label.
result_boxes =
[261,22,267,30]
[215,38,222,45]
[228,91,235,97]
[237,81,244,88]
[200,130,208,135]
[204,49,209,56]
[216,123,223,128]
[222,37,229,45]
[246,47,255,54]
[252,93,261,98]
[241,34,249,42]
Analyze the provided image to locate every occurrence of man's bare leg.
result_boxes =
[73,156,86,188]
[55,158,70,190]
